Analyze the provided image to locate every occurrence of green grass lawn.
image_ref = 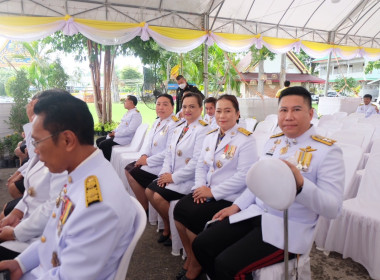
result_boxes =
[87,103,158,127]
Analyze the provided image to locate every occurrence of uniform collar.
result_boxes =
[284,125,315,145]
[160,113,174,123]
[67,149,101,185]
[186,115,203,127]
[128,107,137,113]
[220,123,239,137]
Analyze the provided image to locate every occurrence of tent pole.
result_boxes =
[204,13,209,97]
[324,52,332,96]
[324,32,334,96]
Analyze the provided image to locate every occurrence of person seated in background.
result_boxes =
[275,80,291,98]
[0,89,67,261]
[175,91,192,120]
[126,94,179,211]
[192,87,344,280]
[203,97,218,129]
[0,91,138,280]
[96,95,142,160]
[1,93,42,220]
[175,75,204,114]
[356,94,379,118]
[173,95,259,280]
[146,93,210,247]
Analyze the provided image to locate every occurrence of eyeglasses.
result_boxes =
[31,132,60,147]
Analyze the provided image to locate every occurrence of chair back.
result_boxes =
[244,118,258,132]
[336,143,363,199]
[114,196,147,280]
[333,111,348,120]
[254,120,276,134]
[331,130,364,149]
[356,153,380,202]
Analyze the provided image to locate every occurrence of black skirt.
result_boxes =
[174,193,232,235]
[127,162,158,189]
[147,180,185,202]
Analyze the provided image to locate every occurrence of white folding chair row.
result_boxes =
[264,114,278,127]
[110,123,149,164]
[330,130,365,150]
[347,112,366,119]
[252,131,271,156]
[317,153,380,280]
[114,196,147,280]
[332,111,348,120]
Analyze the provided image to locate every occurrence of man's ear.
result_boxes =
[60,130,77,152]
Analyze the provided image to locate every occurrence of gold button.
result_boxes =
[52,212,56,218]
[177,150,182,156]
[27,187,35,197]
[41,236,46,243]
[63,188,67,194]
[68,176,72,183]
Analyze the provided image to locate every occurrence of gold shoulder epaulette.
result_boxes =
[199,120,208,126]
[207,128,218,135]
[372,104,377,107]
[85,175,103,207]
[359,103,364,106]
[311,135,336,146]
[176,120,186,127]
[270,132,284,138]
[238,127,252,136]
[171,115,180,122]
[136,109,140,113]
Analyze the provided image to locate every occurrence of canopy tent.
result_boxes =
[1,0,380,60]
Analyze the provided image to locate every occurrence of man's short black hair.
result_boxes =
[363,94,372,100]
[278,86,312,109]
[204,97,217,107]
[176,75,185,81]
[157,93,174,106]
[34,90,94,145]
[127,95,138,106]
[284,80,290,87]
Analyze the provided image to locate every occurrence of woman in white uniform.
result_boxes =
[146,93,210,245]
[173,95,259,280]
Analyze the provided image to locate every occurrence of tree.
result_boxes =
[120,66,142,80]
[0,68,14,96]
[333,77,360,96]
[47,58,69,89]
[5,70,30,133]
[250,46,276,95]
[364,60,380,74]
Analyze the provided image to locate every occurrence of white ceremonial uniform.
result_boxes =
[203,114,218,129]
[160,117,210,195]
[230,126,344,254]
[139,114,180,175]
[1,155,66,253]
[111,108,142,145]
[17,122,35,176]
[356,103,378,118]
[16,150,137,280]
[193,124,259,202]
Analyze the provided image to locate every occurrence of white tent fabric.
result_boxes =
[2,0,380,58]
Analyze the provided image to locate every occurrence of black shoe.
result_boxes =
[176,268,187,279]
[163,238,172,247]
[157,233,170,243]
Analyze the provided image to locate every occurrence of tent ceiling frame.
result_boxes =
[302,0,325,30]
[244,0,255,23]
[108,5,139,23]
[277,0,295,25]
[29,0,63,16]
[210,0,225,30]
[336,0,380,44]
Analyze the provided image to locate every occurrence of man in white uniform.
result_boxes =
[203,97,218,129]
[96,95,142,160]
[193,86,344,279]
[0,91,138,280]
[356,94,378,118]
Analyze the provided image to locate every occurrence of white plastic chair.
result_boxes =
[114,196,147,280]
[319,153,380,280]
[347,112,365,119]
[110,123,149,163]
[332,111,348,120]
[264,114,278,127]
[244,118,258,132]
[254,120,276,134]
[330,130,364,149]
